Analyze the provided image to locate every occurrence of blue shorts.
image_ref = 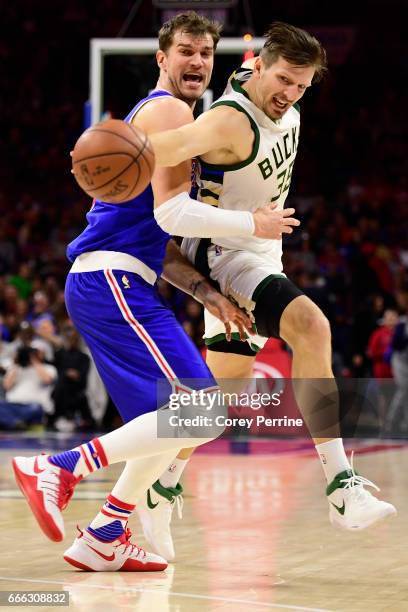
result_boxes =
[65,269,217,423]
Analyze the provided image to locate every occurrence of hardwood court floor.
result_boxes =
[0,436,407,611]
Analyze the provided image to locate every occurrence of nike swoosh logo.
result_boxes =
[147,489,159,510]
[87,545,115,561]
[331,501,346,515]
[33,457,45,474]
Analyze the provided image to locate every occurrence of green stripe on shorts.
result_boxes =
[205,332,263,353]
[252,274,286,302]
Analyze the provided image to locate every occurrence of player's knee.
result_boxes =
[305,312,331,346]
[289,310,331,347]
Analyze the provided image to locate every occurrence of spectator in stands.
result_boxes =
[27,290,54,328]
[8,262,33,300]
[2,346,57,427]
[3,320,51,367]
[1,320,35,367]
[34,317,62,362]
[51,322,94,432]
[367,308,399,378]
[384,313,408,434]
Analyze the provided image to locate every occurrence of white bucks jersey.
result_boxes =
[196,68,300,263]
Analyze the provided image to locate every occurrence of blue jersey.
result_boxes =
[65,90,218,424]
[67,90,172,277]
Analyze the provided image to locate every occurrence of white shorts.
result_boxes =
[181,238,285,352]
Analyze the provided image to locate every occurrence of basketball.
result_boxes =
[71,119,155,203]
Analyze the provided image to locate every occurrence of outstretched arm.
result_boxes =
[141,97,300,239]
[150,105,249,168]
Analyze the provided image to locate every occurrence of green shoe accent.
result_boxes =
[151,480,183,503]
[146,489,159,509]
[330,501,346,515]
[326,469,356,497]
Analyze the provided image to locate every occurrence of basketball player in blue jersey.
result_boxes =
[11,12,298,571]
[135,22,397,559]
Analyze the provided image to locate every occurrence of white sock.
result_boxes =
[159,457,189,489]
[96,410,214,464]
[88,452,180,539]
[315,438,351,483]
[113,452,180,503]
[88,493,134,539]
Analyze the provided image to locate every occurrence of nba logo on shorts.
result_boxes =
[122,275,130,289]
[215,245,223,256]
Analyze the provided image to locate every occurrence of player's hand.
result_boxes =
[201,291,254,342]
[252,203,300,239]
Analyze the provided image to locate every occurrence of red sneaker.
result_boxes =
[12,454,80,542]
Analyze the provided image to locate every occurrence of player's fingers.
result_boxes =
[233,310,253,332]
[266,202,278,210]
[282,217,301,226]
[224,321,232,342]
[281,226,293,234]
[281,207,295,217]
[234,314,250,338]
[242,316,254,333]
[236,322,247,341]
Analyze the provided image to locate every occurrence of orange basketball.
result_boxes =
[71,119,155,203]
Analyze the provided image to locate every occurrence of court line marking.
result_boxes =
[0,576,334,611]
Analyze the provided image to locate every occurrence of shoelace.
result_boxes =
[340,451,380,506]
[174,494,184,520]
[59,478,77,511]
[38,456,79,510]
[115,526,146,559]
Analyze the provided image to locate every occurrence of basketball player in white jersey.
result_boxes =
[138,22,396,559]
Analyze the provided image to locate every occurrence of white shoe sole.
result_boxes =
[330,505,397,531]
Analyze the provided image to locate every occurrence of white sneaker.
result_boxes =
[63,525,168,571]
[12,454,80,542]
[136,481,183,561]
[327,453,397,530]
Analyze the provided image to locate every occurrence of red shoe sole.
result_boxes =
[63,556,94,571]
[12,458,63,542]
[63,554,167,572]
[121,558,168,572]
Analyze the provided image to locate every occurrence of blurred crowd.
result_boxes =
[1,2,407,431]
